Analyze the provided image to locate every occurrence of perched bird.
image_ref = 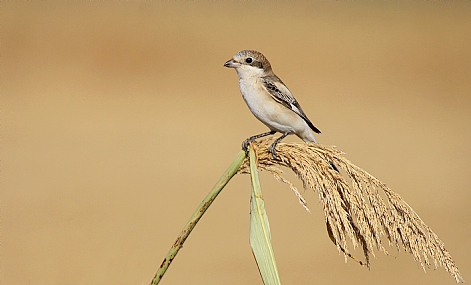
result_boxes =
[224,50,322,159]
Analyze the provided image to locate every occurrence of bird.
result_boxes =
[224,49,323,160]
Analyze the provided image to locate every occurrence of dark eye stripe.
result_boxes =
[252,60,263,69]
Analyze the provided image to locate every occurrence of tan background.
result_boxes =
[2,2,471,285]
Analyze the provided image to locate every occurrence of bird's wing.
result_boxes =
[262,76,321,134]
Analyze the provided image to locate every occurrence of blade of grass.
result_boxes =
[150,150,246,285]
[249,143,281,285]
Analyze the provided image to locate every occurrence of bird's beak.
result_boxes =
[224,59,240,68]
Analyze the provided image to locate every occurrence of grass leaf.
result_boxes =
[249,143,282,285]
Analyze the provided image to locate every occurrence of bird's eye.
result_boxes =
[245,57,253,64]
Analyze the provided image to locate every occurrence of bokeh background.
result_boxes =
[3,2,471,285]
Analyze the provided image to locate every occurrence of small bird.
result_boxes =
[224,50,322,159]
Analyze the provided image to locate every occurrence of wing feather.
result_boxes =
[262,77,321,134]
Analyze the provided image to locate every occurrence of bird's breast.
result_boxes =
[238,78,274,118]
[237,76,312,137]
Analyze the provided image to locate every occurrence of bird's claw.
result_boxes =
[268,144,280,160]
[242,130,279,157]
[242,138,254,155]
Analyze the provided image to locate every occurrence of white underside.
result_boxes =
[238,76,317,143]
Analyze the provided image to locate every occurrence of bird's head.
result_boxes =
[224,50,273,78]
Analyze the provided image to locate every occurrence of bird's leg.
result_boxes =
[268,132,290,160]
[242,130,276,153]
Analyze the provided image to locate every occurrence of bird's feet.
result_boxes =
[268,143,280,160]
[242,137,255,155]
[267,132,290,160]
[242,131,278,157]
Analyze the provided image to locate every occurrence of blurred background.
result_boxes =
[2,2,470,285]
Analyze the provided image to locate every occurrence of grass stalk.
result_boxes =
[150,150,246,285]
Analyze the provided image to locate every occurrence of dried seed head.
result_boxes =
[238,138,464,283]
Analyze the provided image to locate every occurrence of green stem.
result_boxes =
[150,150,246,285]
